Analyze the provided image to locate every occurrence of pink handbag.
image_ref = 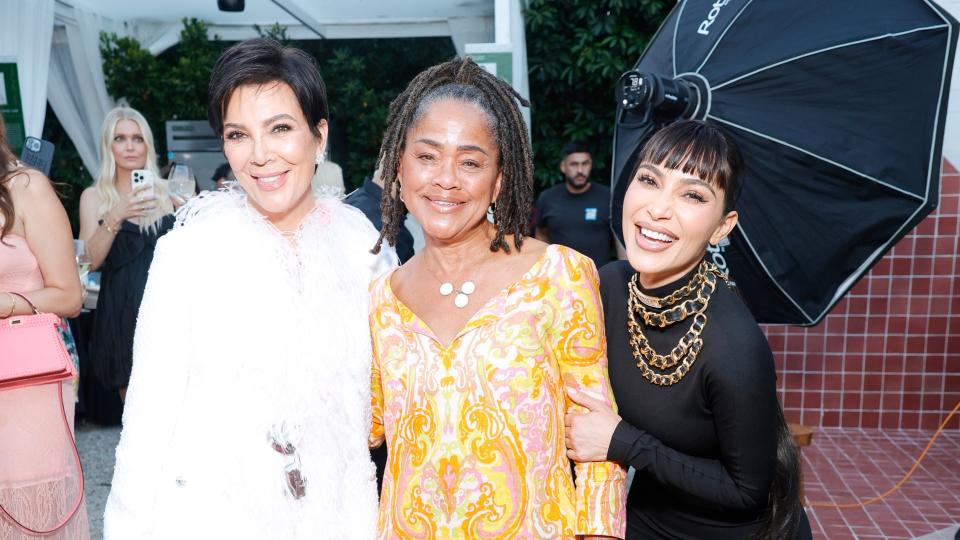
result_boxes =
[0,292,85,535]
[0,293,77,389]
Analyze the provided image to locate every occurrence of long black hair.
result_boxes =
[757,403,804,539]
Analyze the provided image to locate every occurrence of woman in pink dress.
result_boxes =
[0,113,90,538]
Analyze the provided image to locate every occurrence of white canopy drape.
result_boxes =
[48,8,119,176]
[0,0,54,138]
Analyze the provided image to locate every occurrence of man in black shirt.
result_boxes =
[534,141,613,269]
[344,169,415,263]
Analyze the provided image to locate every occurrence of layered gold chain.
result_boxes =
[627,261,726,386]
[630,266,705,309]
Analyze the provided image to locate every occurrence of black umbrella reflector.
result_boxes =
[611,0,959,325]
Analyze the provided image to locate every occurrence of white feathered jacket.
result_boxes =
[103,189,396,539]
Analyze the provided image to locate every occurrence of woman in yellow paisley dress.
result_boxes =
[368,58,626,539]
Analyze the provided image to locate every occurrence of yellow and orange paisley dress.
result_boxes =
[370,244,626,539]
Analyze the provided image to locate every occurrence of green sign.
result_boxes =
[0,62,25,155]
[466,51,513,86]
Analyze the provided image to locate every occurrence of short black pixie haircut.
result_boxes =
[634,120,744,214]
[207,37,328,137]
[373,57,533,255]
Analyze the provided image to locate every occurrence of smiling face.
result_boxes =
[622,162,738,288]
[110,119,148,173]
[221,82,326,230]
[398,98,502,245]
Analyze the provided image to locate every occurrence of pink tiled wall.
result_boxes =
[765,159,960,430]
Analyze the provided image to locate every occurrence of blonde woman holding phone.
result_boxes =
[78,107,176,401]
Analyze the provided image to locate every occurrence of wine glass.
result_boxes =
[74,239,91,284]
[169,164,197,200]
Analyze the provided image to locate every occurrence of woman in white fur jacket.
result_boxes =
[103,38,395,539]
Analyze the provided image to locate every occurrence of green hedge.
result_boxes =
[45,6,671,231]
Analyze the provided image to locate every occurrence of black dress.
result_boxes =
[599,260,811,539]
[90,216,174,389]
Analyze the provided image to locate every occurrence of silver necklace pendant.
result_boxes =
[440,280,476,308]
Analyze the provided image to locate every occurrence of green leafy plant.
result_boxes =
[101,18,224,160]
[321,47,391,187]
[525,0,671,189]
[295,37,455,188]
[96,19,453,191]
[45,4,670,226]
[255,23,290,45]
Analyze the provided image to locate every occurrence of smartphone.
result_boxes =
[20,137,54,176]
[131,169,156,197]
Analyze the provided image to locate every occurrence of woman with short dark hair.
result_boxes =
[564,120,811,539]
[104,38,394,539]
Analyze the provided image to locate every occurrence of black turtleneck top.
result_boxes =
[600,260,778,539]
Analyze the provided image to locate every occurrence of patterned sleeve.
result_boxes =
[552,249,627,538]
[368,277,386,449]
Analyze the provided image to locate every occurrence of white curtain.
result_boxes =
[48,7,120,176]
[0,0,55,138]
[132,21,184,55]
[46,7,182,177]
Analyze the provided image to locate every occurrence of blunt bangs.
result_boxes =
[636,120,744,212]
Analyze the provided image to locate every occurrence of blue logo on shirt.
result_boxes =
[585,208,598,221]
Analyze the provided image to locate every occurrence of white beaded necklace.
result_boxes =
[439,280,477,308]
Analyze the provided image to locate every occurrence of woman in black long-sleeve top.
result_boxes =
[565,120,811,539]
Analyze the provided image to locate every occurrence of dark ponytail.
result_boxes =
[756,403,804,539]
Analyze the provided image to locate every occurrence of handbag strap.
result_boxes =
[0,384,85,534]
[8,292,40,315]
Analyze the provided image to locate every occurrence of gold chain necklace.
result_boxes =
[631,266,706,309]
[627,261,726,386]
